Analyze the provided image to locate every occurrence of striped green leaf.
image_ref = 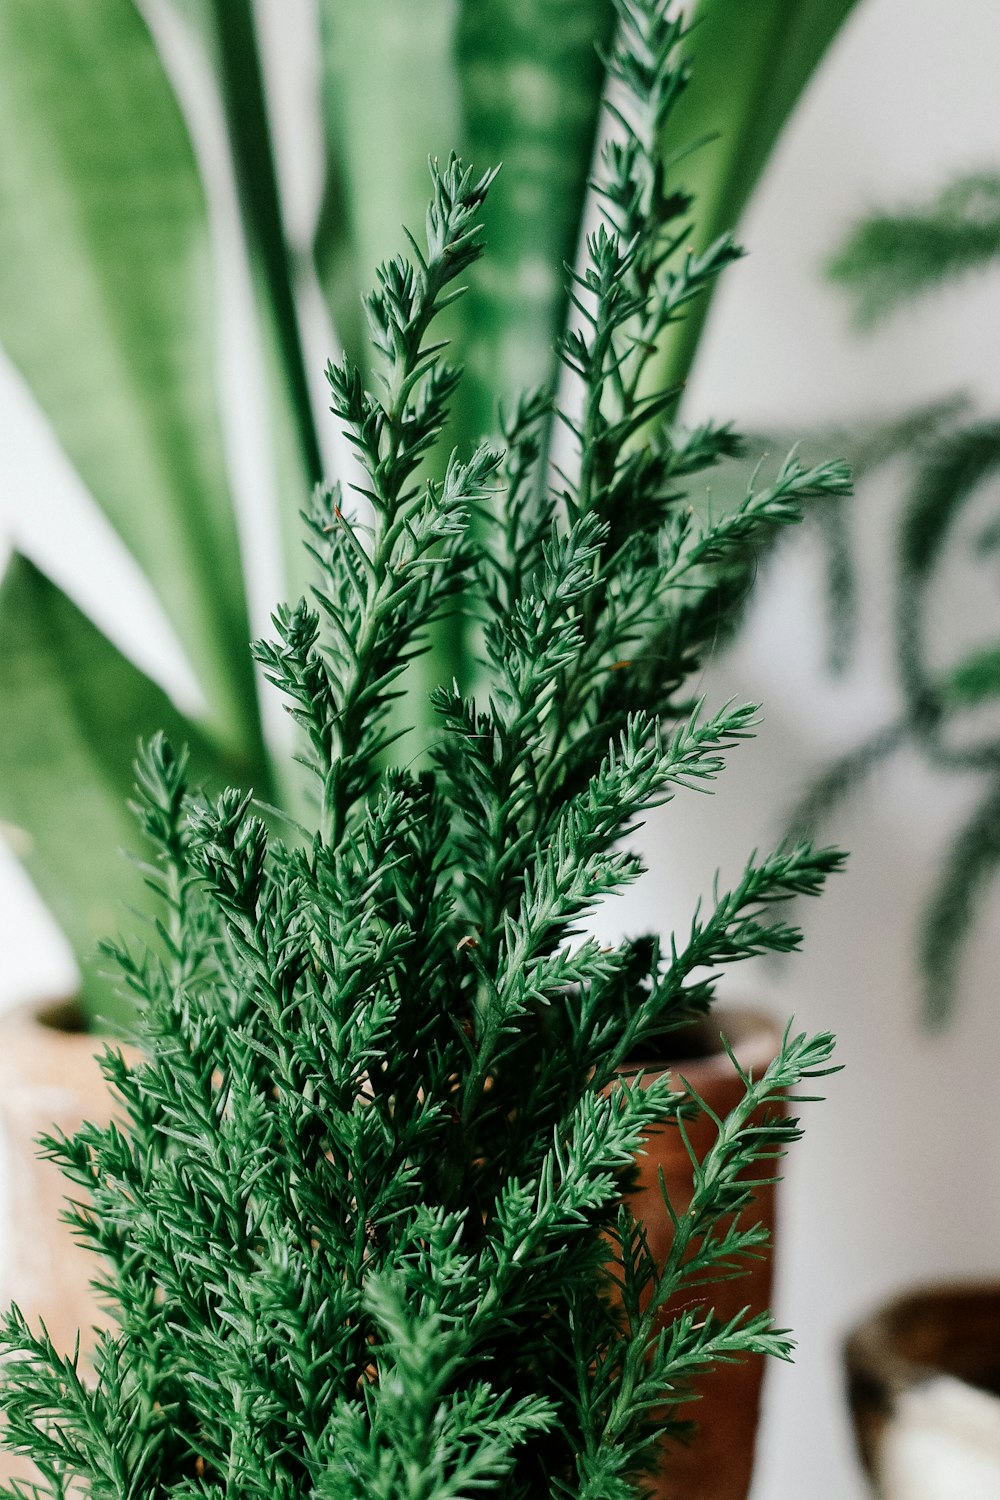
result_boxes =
[316,0,462,377]
[454,0,616,446]
[0,557,263,1030]
[648,0,862,395]
[0,0,258,754]
[192,0,325,603]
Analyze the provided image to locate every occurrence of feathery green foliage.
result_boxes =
[0,5,846,1493]
[828,170,1000,327]
[780,170,1000,1025]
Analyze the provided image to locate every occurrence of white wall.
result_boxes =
[2,3,1000,1498]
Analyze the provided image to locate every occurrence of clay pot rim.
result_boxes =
[617,1005,784,1082]
[9,997,782,1053]
[2,998,784,1110]
[2,995,90,1035]
[0,996,139,1077]
[846,1279,1000,1397]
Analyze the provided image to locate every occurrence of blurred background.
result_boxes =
[2,1,1000,1497]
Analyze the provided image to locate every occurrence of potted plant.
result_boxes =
[0,4,847,1496]
[0,1,866,1445]
[0,0,863,1370]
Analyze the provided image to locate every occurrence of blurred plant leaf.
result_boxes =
[921,781,1000,1027]
[0,556,259,1031]
[785,719,909,840]
[793,157,1000,1029]
[315,0,464,739]
[940,646,1000,710]
[317,0,614,439]
[316,0,461,377]
[898,421,1000,751]
[847,398,972,481]
[760,401,968,677]
[976,514,1000,555]
[196,0,324,601]
[315,0,615,704]
[453,0,616,446]
[646,0,862,396]
[813,492,857,675]
[830,171,1000,328]
[0,0,260,755]
[312,120,364,382]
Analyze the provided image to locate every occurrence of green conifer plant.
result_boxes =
[0,4,849,1495]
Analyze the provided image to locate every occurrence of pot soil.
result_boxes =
[845,1281,1000,1498]
[621,1006,784,1500]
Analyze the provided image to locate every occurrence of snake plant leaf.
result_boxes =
[315,0,465,723]
[0,555,260,1031]
[316,0,462,377]
[161,0,326,611]
[0,0,258,754]
[648,0,862,395]
[312,14,368,377]
[313,170,365,425]
[454,0,616,447]
[194,0,325,602]
[318,1,614,699]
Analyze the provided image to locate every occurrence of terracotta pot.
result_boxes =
[620,1006,785,1500]
[0,998,134,1358]
[0,998,136,1485]
[845,1281,1000,1498]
